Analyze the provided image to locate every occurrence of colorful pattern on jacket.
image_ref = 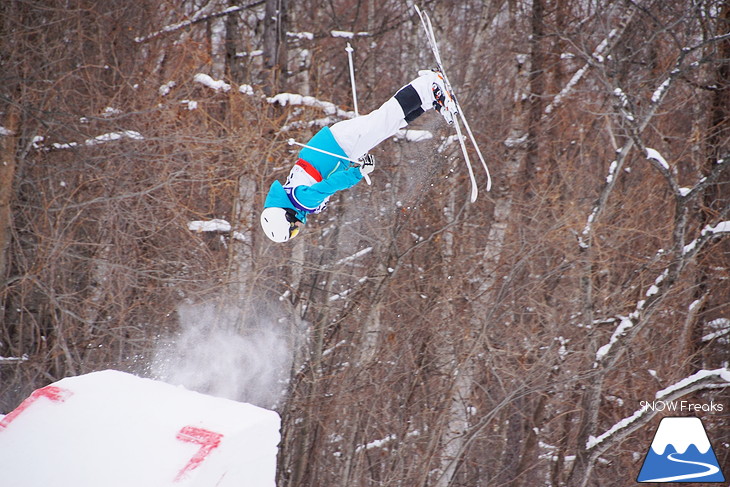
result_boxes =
[263,127,363,223]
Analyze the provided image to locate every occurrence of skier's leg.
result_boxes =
[330,97,406,160]
[397,71,441,121]
[330,72,439,159]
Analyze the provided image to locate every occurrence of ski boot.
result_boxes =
[421,69,457,124]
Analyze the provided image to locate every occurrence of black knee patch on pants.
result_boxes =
[404,107,424,123]
[395,84,425,123]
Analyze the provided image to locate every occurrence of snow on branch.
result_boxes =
[651,78,671,104]
[328,277,368,303]
[645,31,730,104]
[578,25,730,253]
[0,354,29,365]
[333,247,373,267]
[134,1,265,43]
[190,73,256,99]
[394,129,433,142]
[544,28,620,116]
[194,73,231,93]
[278,117,340,131]
[86,131,143,145]
[287,32,314,41]
[644,148,669,171]
[592,213,729,364]
[35,130,144,151]
[594,317,634,363]
[702,318,730,343]
[331,30,370,39]
[579,66,705,250]
[267,93,354,119]
[577,154,621,250]
[683,220,730,256]
[656,368,730,398]
[639,146,684,196]
[266,93,359,131]
[586,368,730,452]
[544,1,643,117]
[188,219,230,233]
[355,434,397,453]
[594,269,668,364]
[190,73,434,140]
[188,219,245,242]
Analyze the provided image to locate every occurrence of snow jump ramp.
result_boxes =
[0,370,280,487]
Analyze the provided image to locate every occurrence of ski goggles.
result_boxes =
[284,208,302,239]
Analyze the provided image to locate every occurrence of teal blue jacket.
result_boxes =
[263,127,363,223]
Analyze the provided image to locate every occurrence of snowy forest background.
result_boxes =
[1,0,729,486]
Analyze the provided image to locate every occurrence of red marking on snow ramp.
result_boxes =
[174,425,224,482]
[0,371,279,486]
[0,385,72,430]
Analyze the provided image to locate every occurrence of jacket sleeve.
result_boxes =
[292,167,363,209]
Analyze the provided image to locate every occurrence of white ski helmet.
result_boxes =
[260,207,302,243]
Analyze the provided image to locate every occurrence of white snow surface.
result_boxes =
[0,370,280,487]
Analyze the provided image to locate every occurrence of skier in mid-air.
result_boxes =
[260,69,456,243]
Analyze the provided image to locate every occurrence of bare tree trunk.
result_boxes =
[490,33,538,487]
[209,0,228,79]
[229,175,257,316]
[0,107,18,282]
[690,0,730,371]
[523,0,545,188]
[433,351,473,487]
[432,188,472,487]
[263,0,288,93]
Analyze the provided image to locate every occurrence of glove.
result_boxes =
[358,153,375,184]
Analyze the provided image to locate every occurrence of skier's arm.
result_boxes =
[292,167,363,208]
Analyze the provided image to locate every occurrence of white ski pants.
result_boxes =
[329,72,437,160]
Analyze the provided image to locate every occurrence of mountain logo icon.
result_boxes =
[637,416,725,483]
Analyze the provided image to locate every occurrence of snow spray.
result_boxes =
[151,300,291,409]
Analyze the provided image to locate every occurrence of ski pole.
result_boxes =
[287,139,359,163]
[343,42,372,185]
[287,138,372,185]
[345,43,359,116]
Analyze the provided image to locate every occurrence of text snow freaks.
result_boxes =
[640,400,724,413]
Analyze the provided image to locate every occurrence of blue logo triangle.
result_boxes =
[637,417,725,483]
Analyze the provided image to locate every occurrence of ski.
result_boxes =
[414,5,492,202]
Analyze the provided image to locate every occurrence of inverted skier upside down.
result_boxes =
[260,69,456,243]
